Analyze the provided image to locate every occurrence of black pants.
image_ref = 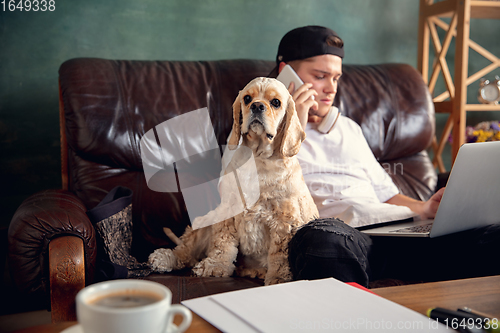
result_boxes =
[288,218,500,287]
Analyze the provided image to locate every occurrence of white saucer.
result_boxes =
[61,324,82,333]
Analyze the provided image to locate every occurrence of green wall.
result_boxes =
[1,0,500,228]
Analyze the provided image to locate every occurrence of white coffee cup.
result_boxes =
[76,279,192,333]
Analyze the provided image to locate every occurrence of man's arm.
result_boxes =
[385,187,445,220]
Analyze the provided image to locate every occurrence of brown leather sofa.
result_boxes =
[8,58,437,322]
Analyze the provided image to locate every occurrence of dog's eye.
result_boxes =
[243,95,252,105]
[270,99,281,108]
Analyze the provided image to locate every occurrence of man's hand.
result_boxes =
[288,82,318,130]
[385,187,446,220]
[420,187,445,220]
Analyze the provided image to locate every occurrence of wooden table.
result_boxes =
[12,312,219,333]
[14,275,500,333]
[373,275,500,319]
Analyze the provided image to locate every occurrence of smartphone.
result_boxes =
[276,65,304,93]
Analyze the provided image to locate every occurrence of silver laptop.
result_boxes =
[360,141,500,238]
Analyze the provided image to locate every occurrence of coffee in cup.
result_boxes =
[76,279,192,333]
[88,290,162,308]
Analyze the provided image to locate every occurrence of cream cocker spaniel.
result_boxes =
[148,77,318,285]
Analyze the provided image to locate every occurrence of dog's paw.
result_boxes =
[236,267,267,279]
[264,272,292,285]
[192,257,235,277]
[148,248,178,273]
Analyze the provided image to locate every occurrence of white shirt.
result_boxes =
[297,115,416,227]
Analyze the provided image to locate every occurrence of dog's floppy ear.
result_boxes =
[227,91,242,149]
[279,97,306,158]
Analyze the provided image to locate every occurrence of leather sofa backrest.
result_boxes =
[338,64,435,160]
[59,58,436,259]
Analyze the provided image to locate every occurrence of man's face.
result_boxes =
[294,54,342,123]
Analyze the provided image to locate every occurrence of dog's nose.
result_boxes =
[250,102,266,114]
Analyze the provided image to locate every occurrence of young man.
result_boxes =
[278,26,499,287]
[276,26,443,226]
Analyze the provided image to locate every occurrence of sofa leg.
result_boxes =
[49,236,85,323]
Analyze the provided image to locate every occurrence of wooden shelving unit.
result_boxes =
[417,0,500,172]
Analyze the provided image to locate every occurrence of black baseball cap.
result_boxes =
[276,25,344,65]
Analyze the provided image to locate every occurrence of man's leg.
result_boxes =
[371,224,500,282]
[288,218,374,287]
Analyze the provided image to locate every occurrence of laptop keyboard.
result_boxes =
[390,223,433,234]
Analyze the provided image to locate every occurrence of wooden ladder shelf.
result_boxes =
[417,0,500,172]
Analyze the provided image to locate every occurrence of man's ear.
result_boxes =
[279,97,306,158]
[278,62,287,74]
[227,91,242,149]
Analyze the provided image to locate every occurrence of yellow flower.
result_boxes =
[473,130,494,142]
[495,131,500,141]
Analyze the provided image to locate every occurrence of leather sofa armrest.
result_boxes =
[436,171,450,192]
[49,236,86,322]
[8,190,96,307]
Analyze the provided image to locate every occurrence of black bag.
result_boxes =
[87,186,151,280]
